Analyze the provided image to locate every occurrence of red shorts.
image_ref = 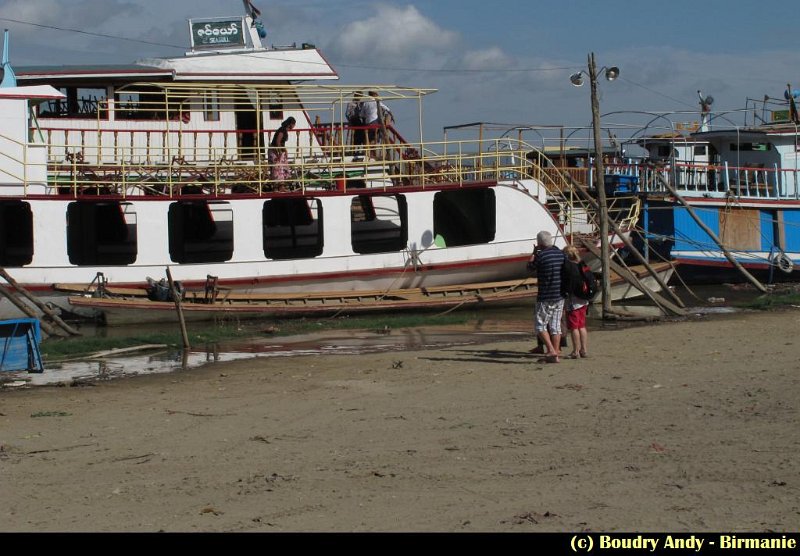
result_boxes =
[567,304,587,330]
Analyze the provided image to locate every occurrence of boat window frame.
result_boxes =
[0,201,34,267]
[262,197,324,260]
[433,187,496,248]
[66,201,138,266]
[350,194,408,255]
[168,200,234,264]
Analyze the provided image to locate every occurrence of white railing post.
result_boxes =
[773,163,780,198]
[724,161,730,194]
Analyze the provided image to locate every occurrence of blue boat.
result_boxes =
[612,91,800,282]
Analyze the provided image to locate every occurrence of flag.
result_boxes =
[244,0,261,19]
[788,86,800,124]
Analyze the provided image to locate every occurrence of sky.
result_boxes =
[2,0,799,147]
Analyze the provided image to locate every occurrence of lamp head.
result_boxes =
[569,72,585,87]
[604,66,620,81]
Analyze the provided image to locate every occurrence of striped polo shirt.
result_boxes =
[535,246,566,302]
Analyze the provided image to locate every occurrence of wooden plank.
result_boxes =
[719,208,760,251]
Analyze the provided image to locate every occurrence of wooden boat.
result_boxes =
[66,262,675,325]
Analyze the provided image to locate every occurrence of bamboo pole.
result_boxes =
[165,267,190,349]
[658,176,768,293]
[0,269,82,336]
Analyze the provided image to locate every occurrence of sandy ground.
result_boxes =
[1,308,799,532]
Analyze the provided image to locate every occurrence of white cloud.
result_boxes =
[328,4,458,66]
[456,46,514,71]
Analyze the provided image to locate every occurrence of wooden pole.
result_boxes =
[579,239,686,316]
[0,268,82,336]
[659,176,768,293]
[165,267,191,349]
[568,181,686,308]
[588,53,613,319]
[0,283,61,337]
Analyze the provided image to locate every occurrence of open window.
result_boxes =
[351,194,407,254]
[433,188,496,248]
[67,202,137,265]
[168,201,233,263]
[38,86,108,119]
[114,86,189,121]
[263,198,323,259]
[0,201,33,267]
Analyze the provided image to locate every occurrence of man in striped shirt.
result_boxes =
[530,230,566,363]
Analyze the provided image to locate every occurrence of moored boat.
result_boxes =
[0,8,642,323]
[611,91,800,283]
[65,262,675,325]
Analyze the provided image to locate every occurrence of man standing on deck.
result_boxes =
[529,230,566,363]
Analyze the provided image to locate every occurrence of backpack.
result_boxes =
[575,262,597,301]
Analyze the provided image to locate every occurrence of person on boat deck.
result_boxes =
[360,91,393,147]
[269,117,296,190]
[346,91,366,147]
[561,245,589,359]
[529,230,566,363]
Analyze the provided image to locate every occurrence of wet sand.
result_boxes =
[1,308,799,532]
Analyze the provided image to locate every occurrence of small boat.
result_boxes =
[66,263,675,325]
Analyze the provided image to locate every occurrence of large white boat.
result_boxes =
[0,9,637,322]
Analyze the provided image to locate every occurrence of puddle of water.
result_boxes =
[2,282,767,389]
[1,321,537,388]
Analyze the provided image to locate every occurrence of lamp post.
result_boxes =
[570,53,619,318]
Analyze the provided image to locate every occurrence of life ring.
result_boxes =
[772,251,794,274]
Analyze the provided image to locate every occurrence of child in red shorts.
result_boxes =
[563,246,589,359]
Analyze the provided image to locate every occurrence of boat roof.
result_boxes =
[693,123,800,141]
[0,85,64,104]
[0,85,65,101]
[16,46,338,85]
[117,82,438,107]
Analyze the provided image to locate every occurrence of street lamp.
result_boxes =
[570,53,619,318]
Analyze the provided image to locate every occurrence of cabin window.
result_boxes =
[730,142,772,152]
[39,87,108,119]
[0,201,33,267]
[263,198,323,259]
[351,195,407,254]
[114,87,188,121]
[168,201,233,263]
[656,146,676,158]
[433,188,496,248]
[204,91,220,122]
[693,146,707,156]
[67,202,137,265]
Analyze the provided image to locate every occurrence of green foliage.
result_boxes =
[737,293,800,310]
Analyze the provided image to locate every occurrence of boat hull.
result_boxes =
[643,197,799,283]
[67,263,675,325]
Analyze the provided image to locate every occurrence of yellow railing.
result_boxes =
[3,125,639,239]
[24,132,552,196]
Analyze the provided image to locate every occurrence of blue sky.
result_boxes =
[2,0,799,145]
